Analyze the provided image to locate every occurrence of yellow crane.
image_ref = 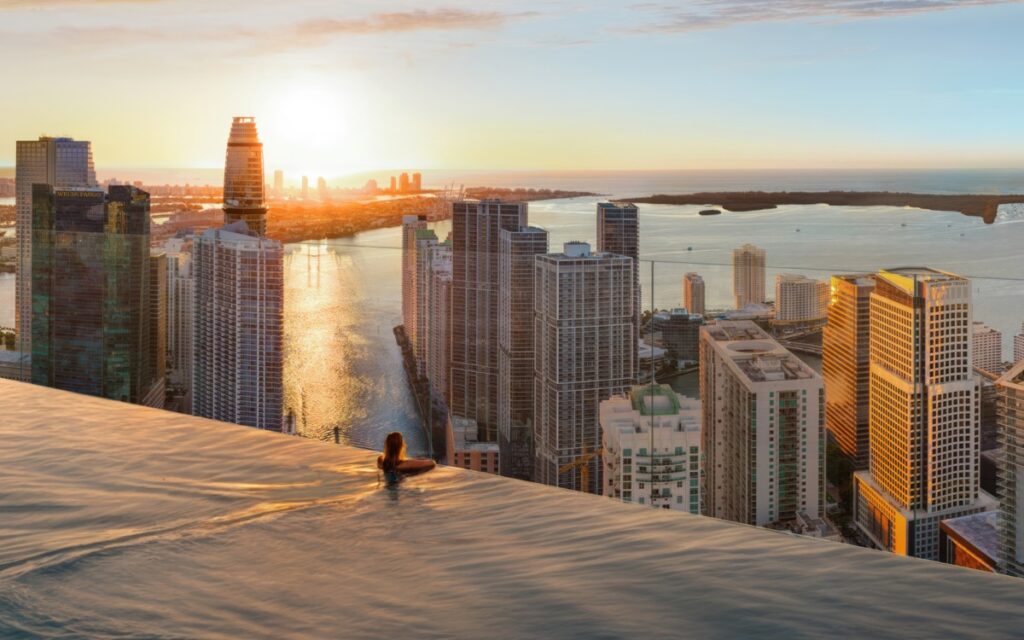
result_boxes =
[558,446,602,494]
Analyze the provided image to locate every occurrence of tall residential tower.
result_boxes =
[222,117,268,236]
[683,272,705,316]
[732,244,766,309]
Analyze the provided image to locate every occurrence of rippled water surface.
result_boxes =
[2,380,1023,639]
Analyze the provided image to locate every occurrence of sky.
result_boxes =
[1,0,1023,179]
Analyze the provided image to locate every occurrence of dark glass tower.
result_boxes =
[31,184,153,403]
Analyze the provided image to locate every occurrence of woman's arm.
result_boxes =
[397,458,436,474]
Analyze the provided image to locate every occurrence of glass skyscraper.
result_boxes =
[223,117,268,237]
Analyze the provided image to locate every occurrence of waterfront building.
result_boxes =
[412,172,422,192]
[402,215,428,355]
[193,222,284,431]
[700,321,824,527]
[853,268,994,561]
[145,252,168,409]
[497,225,549,480]
[222,117,268,236]
[31,185,158,405]
[683,272,705,316]
[996,360,1024,577]
[600,384,701,513]
[413,229,439,374]
[446,415,500,474]
[15,136,96,363]
[653,308,704,363]
[426,240,452,406]
[450,200,528,442]
[822,274,876,469]
[399,172,410,193]
[301,176,309,200]
[774,274,828,323]
[973,322,1003,374]
[534,242,635,493]
[1015,322,1024,364]
[273,169,284,196]
[164,236,195,412]
[597,202,640,373]
[317,176,330,202]
[732,244,766,309]
[389,176,397,193]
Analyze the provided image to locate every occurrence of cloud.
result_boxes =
[298,9,538,36]
[629,0,1024,33]
[0,0,155,8]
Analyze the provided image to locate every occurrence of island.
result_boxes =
[627,191,1024,224]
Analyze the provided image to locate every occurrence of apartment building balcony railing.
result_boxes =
[2,378,1023,638]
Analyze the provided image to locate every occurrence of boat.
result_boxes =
[699,209,722,216]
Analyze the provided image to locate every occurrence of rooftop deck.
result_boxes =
[1,379,1022,638]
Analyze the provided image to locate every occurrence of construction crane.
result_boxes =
[558,446,602,494]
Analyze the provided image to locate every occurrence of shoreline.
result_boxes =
[626,191,1024,223]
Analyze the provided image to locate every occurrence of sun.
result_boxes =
[260,84,356,180]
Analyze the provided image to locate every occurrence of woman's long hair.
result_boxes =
[380,432,406,473]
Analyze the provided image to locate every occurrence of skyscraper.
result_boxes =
[822,274,876,469]
[498,225,548,480]
[222,117,268,236]
[700,321,824,527]
[15,136,96,365]
[412,172,422,192]
[600,385,702,513]
[31,185,156,405]
[426,239,452,407]
[774,274,828,323]
[450,200,528,442]
[193,223,284,431]
[972,322,1003,374]
[853,268,994,560]
[146,252,168,409]
[597,202,640,376]
[399,172,410,193]
[683,272,705,316]
[732,244,766,309]
[534,242,635,493]
[317,176,330,202]
[413,229,439,374]
[996,360,1024,577]
[301,176,309,200]
[1015,322,1024,364]
[401,215,428,348]
[273,169,284,196]
[164,236,195,412]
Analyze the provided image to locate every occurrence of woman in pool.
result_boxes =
[377,431,435,481]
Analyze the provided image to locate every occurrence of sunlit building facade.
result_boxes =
[822,274,875,469]
[775,273,828,323]
[700,321,824,527]
[534,242,635,493]
[732,244,766,309]
[853,268,994,561]
[498,225,548,480]
[426,240,452,406]
[1015,322,1024,364]
[972,322,1003,374]
[164,236,195,412]
[996,360,1024,577]
[413,229,439,375]
[193,223,284,431]
[450,200,528,442]
[15,136,96,365]
[600,385,702,513]
[683,272,705,316]
[402,214,428,349]
[222,117,268,236]
[31,185,157,405]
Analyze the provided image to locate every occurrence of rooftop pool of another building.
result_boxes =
[1,379,1023,638]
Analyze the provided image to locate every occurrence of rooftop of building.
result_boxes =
[833,273,877,287]
[629,384,682,416]
[941,511,1000,565]
[2,379,1023,638]
[996,359,1024,392]
[703,321,818,383]
[880,267,966,288]
[448,415,499,453]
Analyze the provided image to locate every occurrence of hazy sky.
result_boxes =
[2,0,1023,177]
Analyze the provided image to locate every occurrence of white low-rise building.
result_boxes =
[601,385,701,513]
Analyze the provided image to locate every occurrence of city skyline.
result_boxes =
[3,1,1024,176]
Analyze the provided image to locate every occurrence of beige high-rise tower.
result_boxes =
[222,117,268,236]
[732,244,766,309]
[683,272,705,316]
[853,268,995,560]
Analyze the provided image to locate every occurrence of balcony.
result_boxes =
[1,378,1023,638]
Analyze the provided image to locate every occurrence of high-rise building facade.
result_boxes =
[31,185,155,404]
[193,223,284,431]
[973,322,1003,374]
[1015,322,1024,364]
[15,136,96,364]
[413,229,439,374]
[401,215,428,352]
[399,173,410,193]
[273,169,284,196]
[775,274,828,323]
[597,202,640,374]
[732,244,766,309]
[996,360,1024,577]
[450,200,527,442]
[412,172,422,192]
[301,176,309,200]
[653,309,704,363]
[164,236,195,411]
[822,274,876,469]
[497,225,548,480]
[145,252,168,409]
[317,176,329,202]
[600,384,702,513]
[853,268,994,560]
[426,239,452,406]
[683,272,705,316]
[222,117,268,236]
[700,321,824,527]
[534,242,635,493]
